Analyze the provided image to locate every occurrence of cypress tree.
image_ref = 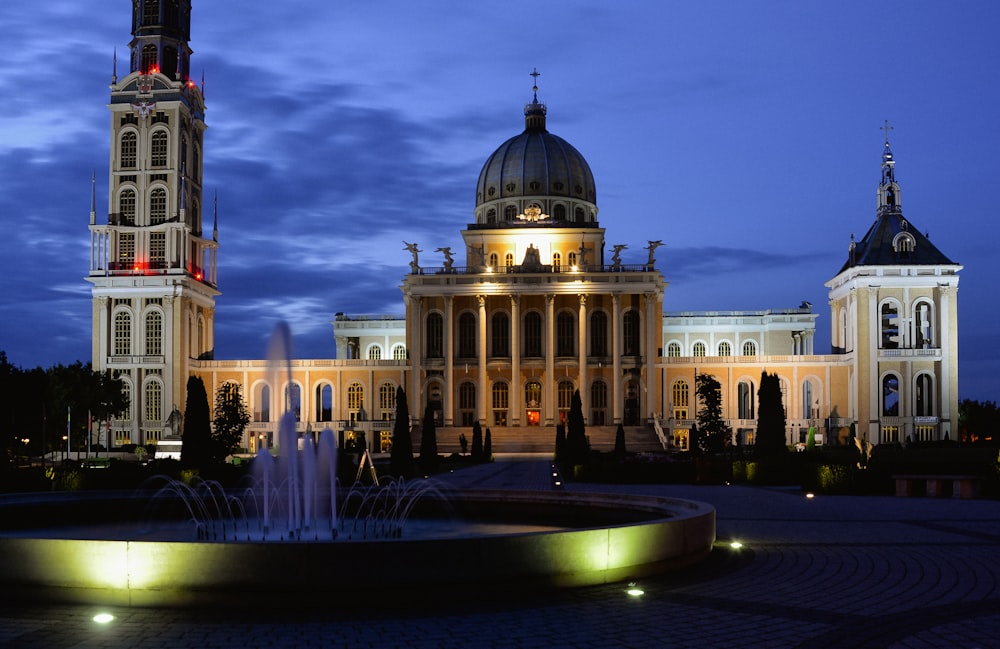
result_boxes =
[419,402,438,473]
[180,376,212,468]
[390,386,414,478]
[471,420,483,462]
[483,427,493,462]
[565,390,590,466]
[614,423,627,457]
[755,371,788,458]
[554,424,566,461]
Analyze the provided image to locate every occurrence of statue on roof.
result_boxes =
[403,241,421,273]
[645,240,663,267]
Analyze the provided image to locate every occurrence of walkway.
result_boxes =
[1,455,998,648]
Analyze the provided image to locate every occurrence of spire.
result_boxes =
[112,48,118,84]
[878,120,900,213]
[524,68,547,132]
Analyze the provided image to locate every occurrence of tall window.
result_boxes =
[120,188,137,226]
[488,253,499,268]
[742,340,757,356]
[347,382,364,423]
[118,232,135,267]
[505,252,514,268]
[801,380,815,419]
[590,311,608,357]
[552,252,561,270]
[145,380,162,423]
[568,252,578,267]
[554,204,566,220]
[591,380,607,425]
[120,132,137,168]
[667,342,681,357]
[426,312,443,358]
[718,341,732,357]
[525,381,542,409]
[285,383,302,421]
[491,312,510,357]
[459,382,476,426]
[379,382,396,421]
[151,131,168,167]
[882,375,899,417]
[558,380,574,423]
[392,344,406,360]
[458,312,476,358]
[880,302,900,349]
[915,374,934,417]
[143,0,159,25]
[114,311,132,355]
[254,384,270,422]
[492,381,508,426]
[524,311,542,357]
[914,301,933,348]
[150,188,167,224]
[367,345,381,360]
[738,381,755,419]
[141,44,157,72]
[120,381,132,422]
[315,383,333,422]
[144,311,162,356]
[692,342,706,357]
[672,380,689,419]
[504,205,517,221]
[150,232,165,265]
[556,312,575,356]
[623,310,640,356]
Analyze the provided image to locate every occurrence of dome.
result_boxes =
[473,99,598,228]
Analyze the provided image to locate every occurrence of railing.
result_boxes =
[651,418,669,450]
[410,263,658,276]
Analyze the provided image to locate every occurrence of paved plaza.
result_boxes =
[0,456,998,648]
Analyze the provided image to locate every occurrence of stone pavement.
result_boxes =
[1,455,998,648]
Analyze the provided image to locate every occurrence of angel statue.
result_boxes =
[645,240,664,267]
[435,246,455,272]
[611,244,628,268]
[403,241,422,273]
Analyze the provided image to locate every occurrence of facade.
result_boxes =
[87,2,960,454]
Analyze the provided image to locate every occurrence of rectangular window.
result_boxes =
[150,232,165,266]
[118,233,135,266]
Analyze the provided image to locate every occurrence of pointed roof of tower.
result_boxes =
[838,129,956,272]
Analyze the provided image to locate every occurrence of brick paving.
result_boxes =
[0,455,998,648]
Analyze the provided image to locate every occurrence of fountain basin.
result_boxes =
[0,489,714,607]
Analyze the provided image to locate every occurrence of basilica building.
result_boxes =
[87,1,962,455]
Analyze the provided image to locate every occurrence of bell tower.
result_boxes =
[87,0,218,448]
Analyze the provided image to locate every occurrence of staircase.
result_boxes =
[420,425,665,455]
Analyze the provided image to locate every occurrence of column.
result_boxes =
[544,294,555,426]
[612,294,622,424]
[578,294,588,423]
[644,292,657,422]
[510,295,520,426]
[408,295,422,425]
[444,296,454,427]
[478,295,488,425]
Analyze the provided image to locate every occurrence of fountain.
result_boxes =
[0,324,716,607]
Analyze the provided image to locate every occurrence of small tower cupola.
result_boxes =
[878,120,901,213]
[524,68,547,132]
[130,0,193,79]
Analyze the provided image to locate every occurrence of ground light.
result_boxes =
[92,613,114,624]
[805,492,816,499]
[626,582,644,597]
[730,541,743,549]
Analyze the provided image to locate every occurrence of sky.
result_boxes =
[0,1,998,402]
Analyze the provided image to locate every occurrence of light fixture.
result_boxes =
[730,541,743,549]
[93,612,115,624]
[626,582,644,597]
[805,492,815,499]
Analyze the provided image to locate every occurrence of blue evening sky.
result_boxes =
[0,1,997,401]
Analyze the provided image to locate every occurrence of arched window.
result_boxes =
[392,344,406,360]
[504,205,517,221]
[575,207,585,223]
[458,312,476,358]
[914,374,934,417]
[144,380,162,423]
[367,345,381,360]
[141,44,157,72]
[426,312,443,358]
[120,132,137,168]
[801,380,815,420]
[552,252,561,270]
[114,311,132,356]
[150,187,167,224]
[718,341,732,357]
[738,381,755,419]
[347,382,364,423]
[492,381,508,426]
[120,380,133,422]
[491,312,510,357]
[667,342,681,357]
[692,342,706,357]
[524,311,542,357]
[525,381,542,409]
[144,311,162,356]
[567,252,577,267]
[151,130,168,167]
[315,383,333,422]
[486,208,496,224]
[119,188,137,226]
[623,310,640,356]
[379,382,396,421]
[914,300,934,349]
[882,375,899,417]
[254,383,271,422]
[504,252,514,268]
[880,302,900,349]
[554,204,566,220]
[459,382,476,426]
[488,252,499,268]
[590,311,608,357]
[672,380,689,419]
[742,340,757,356]
[285,383,302,421]
[591,380,608,425]
[558,380,574,424]
[556,312,575,356]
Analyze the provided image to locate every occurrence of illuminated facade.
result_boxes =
[88,2,960,453]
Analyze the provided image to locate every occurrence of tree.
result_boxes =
[418,402,438,473]
[181,376,213,467]
[755,371,787,458]
[483,427,493,461]
[613,423,627,457]
[695,374,731,455]
[389,386,414,478]
[212,382,250,462]
[564,390,590,466]
[554,424,566,461]
[471,420,483,462]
